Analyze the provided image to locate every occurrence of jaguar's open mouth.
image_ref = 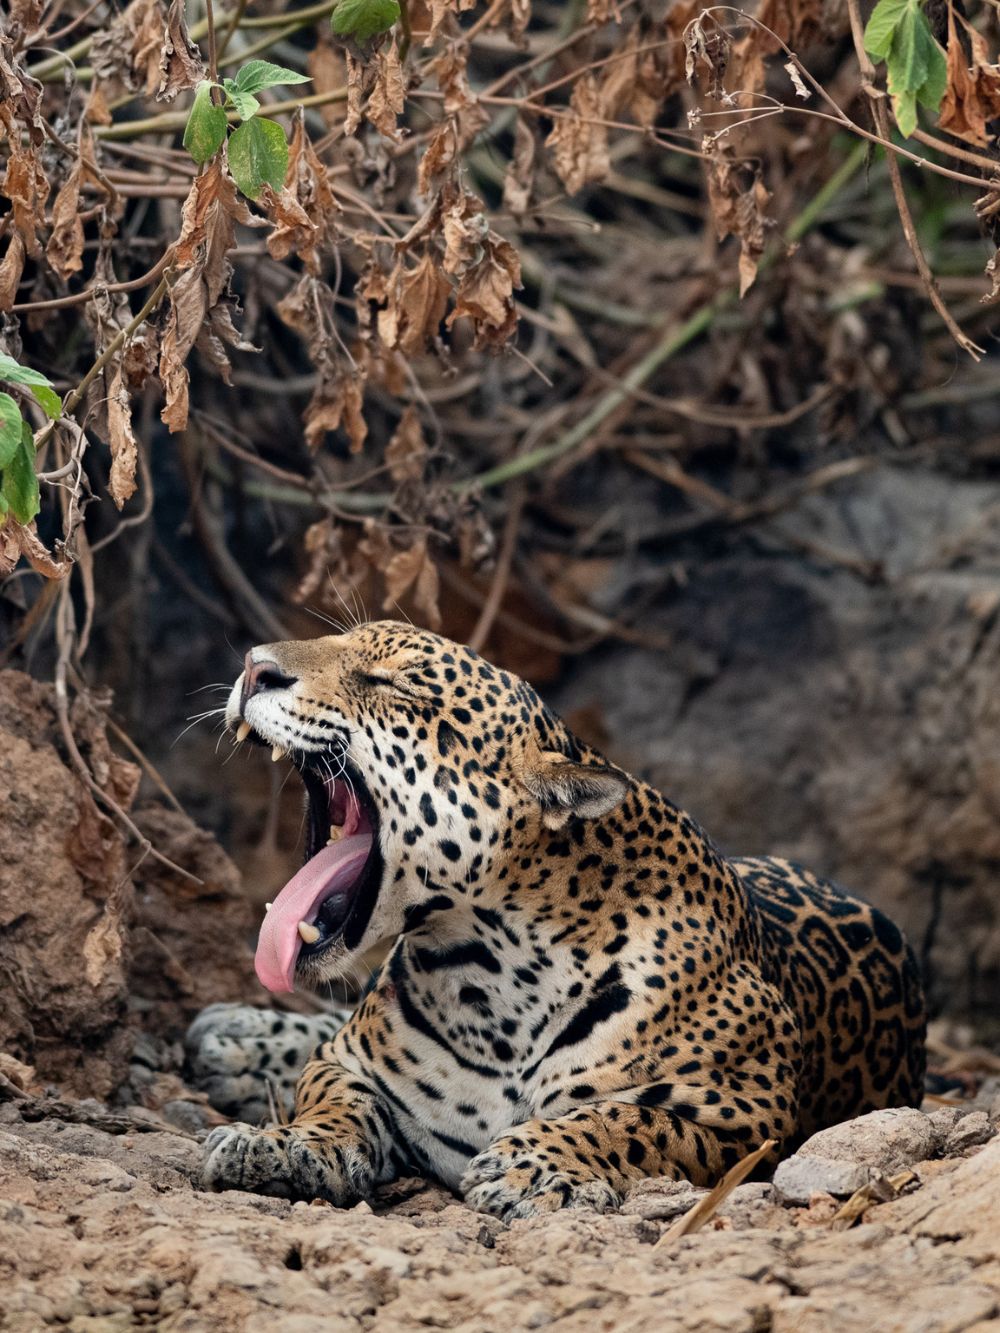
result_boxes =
[254,757,381,994]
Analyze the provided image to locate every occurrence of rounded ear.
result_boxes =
[521,750,631,830]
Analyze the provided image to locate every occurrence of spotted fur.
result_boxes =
[200,622,926,1220]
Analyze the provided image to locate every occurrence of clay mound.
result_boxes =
[0,670,260,1102]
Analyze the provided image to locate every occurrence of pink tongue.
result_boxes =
[254,834,372,994]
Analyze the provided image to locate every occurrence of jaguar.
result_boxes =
[195,621,926,1221]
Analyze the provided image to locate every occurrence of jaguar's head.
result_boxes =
[224,621,630,993]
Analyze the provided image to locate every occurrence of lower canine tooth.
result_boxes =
[235,720,251,743]
[271,745,285,762]
[298,921,320,944]
[328,825,343,844]
[264,902,272,913]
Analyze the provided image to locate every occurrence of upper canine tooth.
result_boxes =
[235,720,251,743]
[298,921,320,944]
[271,745,286,762]
[264,902,272,913]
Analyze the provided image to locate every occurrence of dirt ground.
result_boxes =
[3,1101,1000,1332]
[4,630,1000,1332]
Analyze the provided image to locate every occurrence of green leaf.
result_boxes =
[331,0,400,43]
[0,492,8,520]
[893,88,918,138]
[223,77,261,120]
[228,116,289,199]
[235,60,311,94]
[0,392,21,468]
[915,34,947,109]
[864,0,909,61]
[863,0,946,138]
[0,353,60,419]
[183,81,228,164]
[2,421,40,524]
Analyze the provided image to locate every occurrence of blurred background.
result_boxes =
[3,0,1000,1047]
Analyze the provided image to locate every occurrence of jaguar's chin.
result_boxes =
[253,756,383,994]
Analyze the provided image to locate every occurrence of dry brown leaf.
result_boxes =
[296,516,340,603]
[418,42,489,193]
[503,115,537,215]
[546,75,609,194]
[439,188,520,348]
[174,159,227,268]
[195,301,256,384]
[0,516,67,580]
[274,110,340,270]
[91,0,164,97]
[413,544,441,628]
[344,49,366,137]
[46,159,86,281]
[106,366,138,510]
[0,233,26,311]
[587,0,620,21]
[367,38,406,139]
[163,160,256,425]
[159,266,205,432]
[507,0,530,48]
[380,537,441,628]
[276,273,322,341]
[707,143,772,297]
[1,104,50,258]
[982,247,1000,303]
[156,0,204,102]
[427,0,476,42]
[377,253,451,354]
[756,0,822,51]
[441,190,489,275]
[684,11,733,99]
[261,183,317,264]
[386,406,428,484]
[939,7,1000,147]
[448,236,521,347]
[8,0,44,35]
[305,363,367,453]
[85,83,114,126]
[0,35,44,130]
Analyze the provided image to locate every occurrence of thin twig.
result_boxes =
[468,484,525,652]
[53,583,203,884]
[654,1139,777,1250]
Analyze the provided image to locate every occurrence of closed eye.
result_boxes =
[356,668,427,698]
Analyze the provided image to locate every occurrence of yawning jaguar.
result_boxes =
[196,621,926,1221]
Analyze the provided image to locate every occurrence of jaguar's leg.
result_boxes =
[202,1045,398,1204]
[462,1098,783,1223]
[185,1002,352,1122]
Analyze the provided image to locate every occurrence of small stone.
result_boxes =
[795,1107,936,1174]
[926,1105,965,1149]
[944,1111,996,1155]
[773,1154,872,1205]
[621,1177,702,1220]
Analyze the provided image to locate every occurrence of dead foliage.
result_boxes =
[1,0,1000,688]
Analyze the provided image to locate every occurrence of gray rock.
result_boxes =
[795,1108,936,1174]
[925,1105,965,1149]
[772,1154,871,1205]
[621,1177,703,1220]
[944,1111,996,1155]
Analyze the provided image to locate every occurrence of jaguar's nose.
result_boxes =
[240,653,298,712]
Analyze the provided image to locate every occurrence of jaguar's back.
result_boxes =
[735,855,926,1138]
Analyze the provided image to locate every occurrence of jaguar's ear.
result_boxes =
[522,750,631,830]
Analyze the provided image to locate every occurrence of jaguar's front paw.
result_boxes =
[462,1141,622,1222]
[185,1003,349,1122]
[202,1121,373,1205]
